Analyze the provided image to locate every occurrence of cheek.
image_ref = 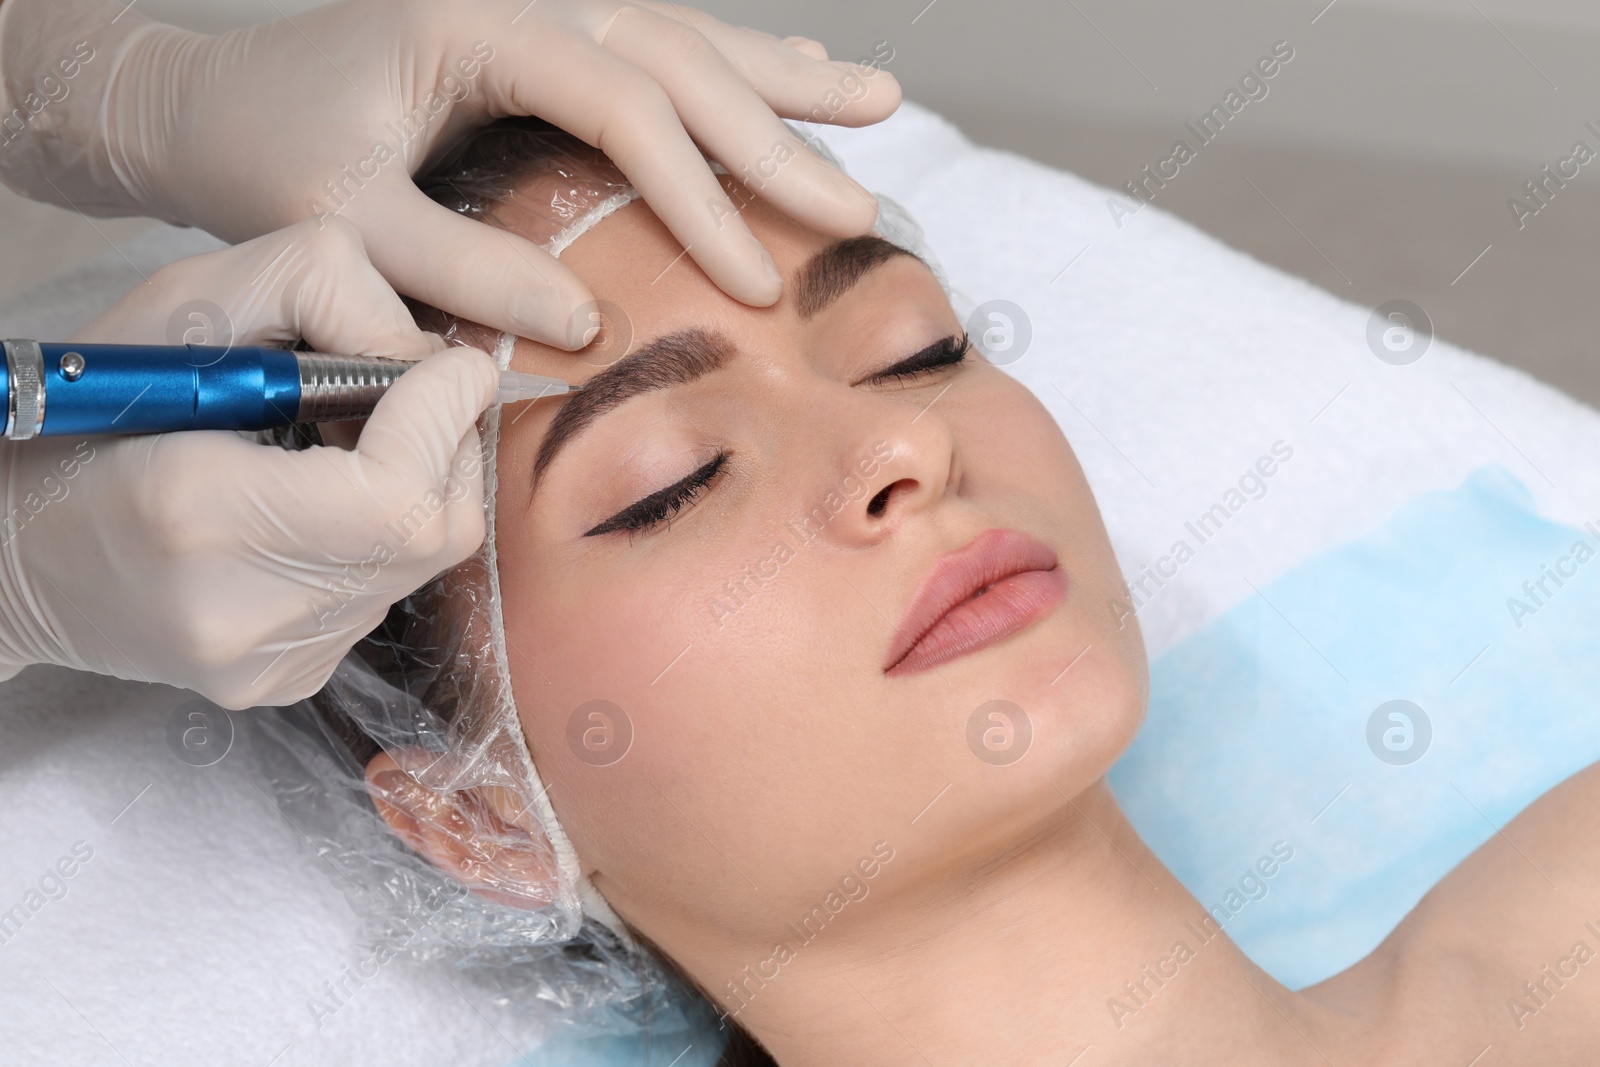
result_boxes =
[954,377,1150,760]
[500,561,689,761]
[499,569,695,876]
[957,378,1116,586]
[496,531,804,866]
[498,516,904,906]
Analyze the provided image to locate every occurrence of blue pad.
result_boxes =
[1111,465,1600,987]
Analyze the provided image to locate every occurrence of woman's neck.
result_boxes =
[703,780,1353,1066]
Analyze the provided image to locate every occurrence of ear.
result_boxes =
[365,750,562,910]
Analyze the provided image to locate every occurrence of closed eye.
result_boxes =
[585,452,728,538]
[859,332,970,386]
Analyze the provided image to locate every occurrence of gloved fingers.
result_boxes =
[479,21,782,306]
[138,347,491,573]
[420,425,492,578]
[350,422,490,586]
[351,346,497,560]
[350,181,597,350]
[597,5,882,239]
[205,633,347,711]
[70,219,442,360]
[634,4,901,128]
[71,245,262,347]
[208,621,385,711]
[781,36,831,63]
[73,433,337,705]
[356,344,496,477]
[127,429,482,710]
[268,217,445,362]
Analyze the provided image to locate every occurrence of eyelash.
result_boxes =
[864,332,971,385]
[587,332,970,537]
[585,452,729,538]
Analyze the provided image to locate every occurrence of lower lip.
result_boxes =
[886,568,1068,676]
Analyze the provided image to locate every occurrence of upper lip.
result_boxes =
[883,528,1060,672]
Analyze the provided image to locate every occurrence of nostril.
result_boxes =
[867,484,894,517]
[867,480,909,518]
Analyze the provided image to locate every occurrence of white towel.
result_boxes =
[4,101,1600,1064]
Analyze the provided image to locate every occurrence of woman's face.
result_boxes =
[489,176,1148,956]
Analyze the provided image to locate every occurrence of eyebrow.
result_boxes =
[531,327,732,489]
[530,235,919,489]
[795,234,918,320]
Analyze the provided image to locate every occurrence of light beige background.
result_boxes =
[8,0,1600,403]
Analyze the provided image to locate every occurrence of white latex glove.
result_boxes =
[0,219,499,709]
[0,0,900,348]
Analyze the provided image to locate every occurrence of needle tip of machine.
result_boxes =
[497,370,581,405]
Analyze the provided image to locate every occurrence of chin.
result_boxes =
[977,628,1148,798]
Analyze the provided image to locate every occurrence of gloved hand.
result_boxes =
[0,0,900,348]
[0,219,499,709]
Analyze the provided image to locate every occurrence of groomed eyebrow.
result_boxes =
[530,234,921,490]
[532,328,732,489]
[795,234,918,320]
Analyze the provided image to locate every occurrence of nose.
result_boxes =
[801,407,960,549]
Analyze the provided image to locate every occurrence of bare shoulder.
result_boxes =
[1310,762,1600,1061]
[1440,761,1600,899]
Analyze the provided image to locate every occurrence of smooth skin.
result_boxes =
[369,175,1600,1064]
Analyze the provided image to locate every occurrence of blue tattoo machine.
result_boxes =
[0,340,577,440]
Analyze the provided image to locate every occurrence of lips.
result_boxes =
[883,528,1067,676]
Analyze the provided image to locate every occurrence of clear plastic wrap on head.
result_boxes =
[250,116,952,1038]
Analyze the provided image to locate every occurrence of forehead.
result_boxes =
[503,176,844,385]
